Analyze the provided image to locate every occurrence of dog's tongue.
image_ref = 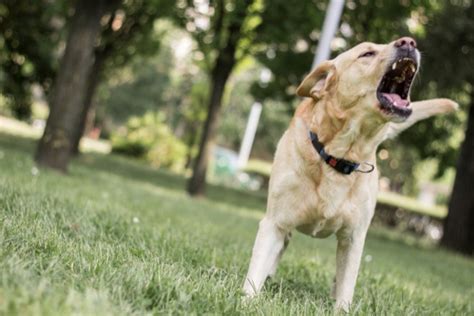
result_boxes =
[382,93,409,107]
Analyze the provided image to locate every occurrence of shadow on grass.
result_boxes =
[0,132,36,154]
[266,277,331,303]
[0,133,267,212]
[77,153,268,211]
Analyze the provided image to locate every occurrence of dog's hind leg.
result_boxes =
[243,217,288,297]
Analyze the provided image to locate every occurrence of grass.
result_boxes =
[0,116,111,154]
[0,133,473,315]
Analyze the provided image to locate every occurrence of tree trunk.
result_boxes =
[186,61,233,196]
[186,0,253,196]
[35,0,106,171]
[184,122,199,169]
[70,52,106,155]
[441,96,474,256]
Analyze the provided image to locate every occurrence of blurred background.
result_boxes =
[0,0,472,256]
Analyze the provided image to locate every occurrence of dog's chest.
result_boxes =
[296,174,367,237]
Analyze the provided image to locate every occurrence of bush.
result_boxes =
[111,112,187,172]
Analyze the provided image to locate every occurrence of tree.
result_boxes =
[0,0,65,119]
[70,0,174,155]
[175,0,259,195]
[35,0,116,171]
[443,97,474,255]
[216,66,291,159]
[100,48,175,125]
[418,1,474,256]
[250,0,325,105]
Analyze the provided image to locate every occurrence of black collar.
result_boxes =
[309,131,374,175]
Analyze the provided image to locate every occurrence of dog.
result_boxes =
[243,37,457,311]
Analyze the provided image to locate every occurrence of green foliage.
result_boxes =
[251,0,436,106]
[377,140,421,193]
[0,134,473,315]
[217,65,292,158]
[419,1,474,89]
[401,0,474,175]
[250,0,325,103]
[98,24,210,166]
[100,50,174,124]
[172,1,264,183]
[96,0,175,80]
[340,0,435,45]
[0,0,66,119]
[111,112,187,172]
[97,22,203,122]
[73,0,176,145]
[254,99,292,158]
[182,79,209,124]
[217,68,257,149]
[174,0,263,73]
[175,76,209,159]
[0,0,174,121]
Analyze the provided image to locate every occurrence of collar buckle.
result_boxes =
[355,162,375,173]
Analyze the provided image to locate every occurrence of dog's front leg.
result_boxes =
[386,98,458,139]
[333,226,369,312]
[243,217,287,297]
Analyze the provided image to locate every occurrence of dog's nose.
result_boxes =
[394,37,417,50]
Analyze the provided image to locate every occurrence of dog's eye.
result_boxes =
[359,51,376,58]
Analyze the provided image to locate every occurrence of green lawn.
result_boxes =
[0,134,473,315]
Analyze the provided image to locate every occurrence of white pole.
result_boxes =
[312,0,345,69]
[237,102,262,169]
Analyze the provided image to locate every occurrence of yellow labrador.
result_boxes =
[243,37,457,311]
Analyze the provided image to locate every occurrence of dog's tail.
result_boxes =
[385,98,458,139]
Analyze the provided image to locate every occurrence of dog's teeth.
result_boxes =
[410,64,415,72]
[392,63,397,70]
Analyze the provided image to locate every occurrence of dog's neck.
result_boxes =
[308,98,388,163]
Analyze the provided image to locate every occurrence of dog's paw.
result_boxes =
[438,98,459,113]
[425,98,459,114]
[334,300,351,314]
[412,98,459,115]
[240,289,259,308]
[242,282,258,300]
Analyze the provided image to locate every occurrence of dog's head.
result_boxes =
[297,37,420,123]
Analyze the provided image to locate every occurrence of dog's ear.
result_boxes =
[296,60,337,99]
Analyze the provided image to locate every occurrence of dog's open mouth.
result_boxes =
[376,57,417,118]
